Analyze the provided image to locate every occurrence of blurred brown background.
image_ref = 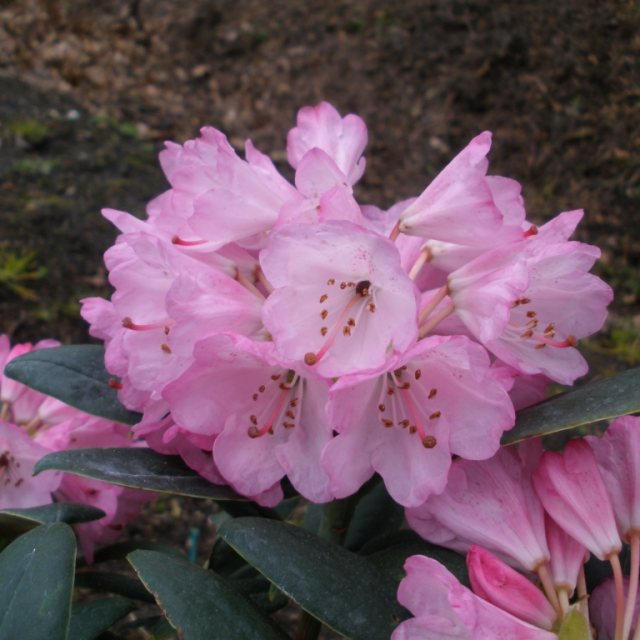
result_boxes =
[0,0,638,365]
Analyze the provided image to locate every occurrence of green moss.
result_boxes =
[7,119,51,146]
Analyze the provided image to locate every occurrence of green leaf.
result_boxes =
[34,448,244,500]
[345,481,404,551]
[3,344,141,425]
[503,367,640,445]
[220,518,404,640]
[363,529,469,587]
[558,608,591,640]
[128,550,288,640]
[75,571,155,602]
[0,503,106,546]
[0,523,76,640]
[68,598,136,640]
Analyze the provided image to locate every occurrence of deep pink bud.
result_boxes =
[467,546,557,630]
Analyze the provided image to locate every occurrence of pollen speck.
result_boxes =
[321,326,328,336]
[429,411,441,420]
[327,278,336,285]
[304,352,318,365]
[414,369,422,380]
[422,436,437,448]
[526,310,537,318]
[382,419,393,427]
[428,388,437,399]
[161,343,172,354]
[320,294,328,303]
[368,303,376,313]
[378,404,386,412]
[347,318,356,327]
[250,415,258,425]
[343,326,352,336]
[252,393,259,401]
[259,385,266,393]
[321,309,328,319]
[399,419,409,428]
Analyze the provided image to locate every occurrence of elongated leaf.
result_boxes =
[75,571,155,603]
[3,344,140,425]
[68,598,136,640]
[363,529,469,587]
[34,448,244,500]
[345,481,404,551]
[0,523,76,640]
[220,518,404,640]
[503,367,640,445]
[128,550,288,640]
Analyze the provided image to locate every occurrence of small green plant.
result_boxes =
[0,245,48,301]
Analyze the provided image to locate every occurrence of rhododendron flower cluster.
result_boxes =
[81,102,611,507]
[0,336,150,561]
[400,416,640,639]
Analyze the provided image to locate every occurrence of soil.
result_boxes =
[0,1,638,637]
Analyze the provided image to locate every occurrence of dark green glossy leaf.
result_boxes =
[128,550,288,640]
[558,608,590,640]
[3,345,141,425]
[503,367,640,445]
[220,518,404,640]
[0,523,76,640]
[345,481,404,551]
[68,598,136,640]
[34,448,244,500]
[75,571,155,603]
[363,529,469,587]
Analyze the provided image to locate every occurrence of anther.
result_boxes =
[320,294,328,303]
[252,393,259,401]
[428,388,437,399]
[271,374,281,381]
[378,404,386,412]
[327,278,336,285]
[283,422,295,429]
[340,282,347,289]
[343,326,352,336]
[250,415,258,425]
[248,426,260,438]
[356,280,371,297]
[304,352,318,365]
[526,311,537,318]
[285,410,295,419]
[422,436,437,448]
[387,387,395,396]
[399,419,410,428]
[409,426,417,434]
[429,411,441,420]
[382,419,393,427]
[321,327,328,336]
[259,385,266,393]
[321,310,328,319]
[347,318,356,327]
[414,369,422,380]
[108,378,123,390]
[368,303,376,313]
[521,329,534,338]
[161,343,172,354]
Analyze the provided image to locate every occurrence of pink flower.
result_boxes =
[0,421,61,508]
[164,333,332,503]
[448,210,612,384]
[587,416,640,539]
[392,555,557,639]
[397,132,526,247]
[322,335,514,507]
[467,546,557,630]
[545,514,586,597]
[406,447,550,570]
[260,221,419,378]
[286,101,368,186]
[533,439,621,560]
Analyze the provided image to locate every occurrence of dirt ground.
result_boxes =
[1,0,638,347]
[0,1,638,636]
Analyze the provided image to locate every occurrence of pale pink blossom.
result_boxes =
[587,416,640,538]
[398,133,526,247]
[406,447,549,570]
[392,555,557,640]
[165,333,332,504]
[448,210,612,384]
[0,421,61,508]
[545,514,586,596]
[533,439,622,560]
[260,221,419,378]
[323,335,514,507]
[286,101,368,186]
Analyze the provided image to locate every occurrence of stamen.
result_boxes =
[122,317,171,331]
[108,378,123,390]
[356,280,371,297]
[172,235,208,246]
[524,225,538,238]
